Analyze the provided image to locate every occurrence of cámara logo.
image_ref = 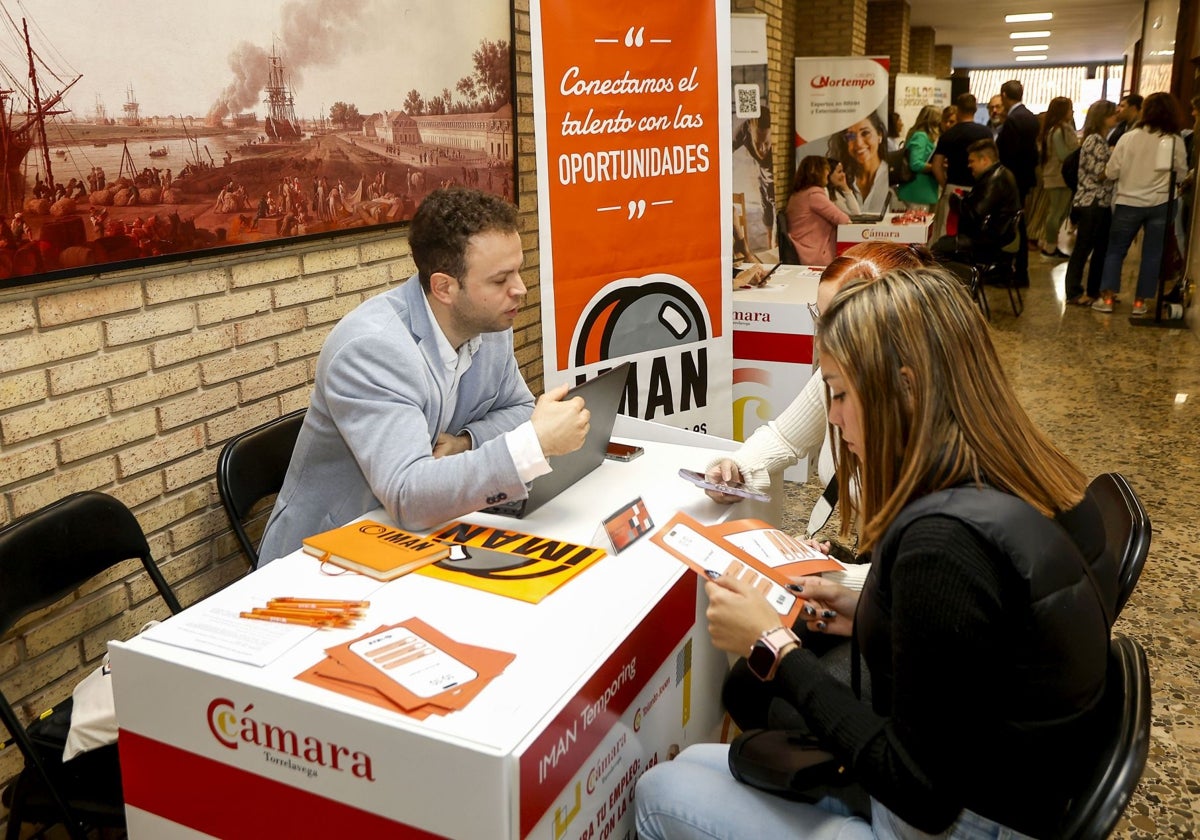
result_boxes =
[207,697,375,781]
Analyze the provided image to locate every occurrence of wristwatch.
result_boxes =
[747,626,801,681]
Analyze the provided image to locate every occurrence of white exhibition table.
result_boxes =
[837,212,933,255]
[731,264,822,483]
[111,418,780,840]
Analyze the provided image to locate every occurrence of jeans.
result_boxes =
[1063,205,1112,299]
[634,744,1036,840]
[1099,202,1169,301]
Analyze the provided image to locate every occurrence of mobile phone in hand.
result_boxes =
[678,468,771,502]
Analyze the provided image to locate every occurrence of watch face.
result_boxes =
[747,640,776,681]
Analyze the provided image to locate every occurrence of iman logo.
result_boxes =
[431,523,604,581]
[569,275,712,422]
[206,697,375,781]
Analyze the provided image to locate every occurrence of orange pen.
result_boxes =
[238,611,336,629]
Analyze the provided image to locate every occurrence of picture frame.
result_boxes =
[0,1,517,289]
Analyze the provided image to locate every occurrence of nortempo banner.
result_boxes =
[794,56,891,214]
[530,0,732,437]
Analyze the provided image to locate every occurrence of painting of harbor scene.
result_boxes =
[0,0,515,284]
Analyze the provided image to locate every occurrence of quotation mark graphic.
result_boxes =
[624,26,645,47]
[627,200,647,219]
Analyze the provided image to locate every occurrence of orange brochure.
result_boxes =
[650,512,841,626]
[318,619,515,714]
[418,521,607,603]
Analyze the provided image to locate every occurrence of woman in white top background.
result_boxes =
[1095,92,1189,316]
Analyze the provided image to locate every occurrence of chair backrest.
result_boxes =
[1085,472,1151,618]
[216,408,306,565]
[1058,634,1152,839]
[0,491,181,837]
[776,208,799,264]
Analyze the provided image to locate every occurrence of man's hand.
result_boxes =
[432,431,470,459]
[531,383,590,457]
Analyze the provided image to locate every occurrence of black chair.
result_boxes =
[216,408,306,567]
[776,209,799,264]
[0,491,182,840]
[940,260,990,320]
[973,210,1024,317]
[1085,472,1152,618]
[1058,634,1152,839]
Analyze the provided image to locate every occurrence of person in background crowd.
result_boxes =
[1064,100,1119,306]
[940,105,957,135]
[787,156,851,265]
[1038,97,1080,258]
[930,94,991,240]
[897,105,942,211]
[1108,94,1143,147]
[996,79,1040,286]
[635,267,1116,840]
[987,94,1006,139]
[1094,92,1188,316]
[826,158,861,216]
[828,113,890,213]
[887,111,904,153]
[931,139,1022,265]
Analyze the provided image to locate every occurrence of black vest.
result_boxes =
[861,485,1115,730]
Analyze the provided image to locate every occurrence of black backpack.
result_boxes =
[1061,147,1081,192]
[886,146,915,186]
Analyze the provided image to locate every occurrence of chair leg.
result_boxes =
[972,276,992,320]
[1007,283,1023,316]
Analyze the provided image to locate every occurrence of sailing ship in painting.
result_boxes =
[0,4,514,282]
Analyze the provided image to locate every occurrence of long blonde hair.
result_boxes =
[906,104,942,144]
[817,268,1086,550]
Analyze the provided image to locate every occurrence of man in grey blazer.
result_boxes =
[258,188,591,564]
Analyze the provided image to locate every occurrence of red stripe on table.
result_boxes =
[120,730,447,838]
[733,331,813,365]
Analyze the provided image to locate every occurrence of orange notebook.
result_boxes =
[302,520,449,581]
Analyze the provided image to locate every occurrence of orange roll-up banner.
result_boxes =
[531,1,732,436]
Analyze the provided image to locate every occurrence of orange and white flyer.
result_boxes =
[530,0,732,436]
[651,512,844,626]
[418,521,608,603]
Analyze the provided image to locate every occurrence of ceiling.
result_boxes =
[903,0,1146,68]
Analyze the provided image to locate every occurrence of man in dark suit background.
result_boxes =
[1108,94,1143,147]
[996,80,1039,285]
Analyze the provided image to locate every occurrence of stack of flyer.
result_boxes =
[296,618,515,719]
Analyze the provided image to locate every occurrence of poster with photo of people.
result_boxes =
[793,56,891,213]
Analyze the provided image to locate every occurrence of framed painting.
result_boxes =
[0,0,516,287]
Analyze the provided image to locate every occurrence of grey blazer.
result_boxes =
[258,275,535,564]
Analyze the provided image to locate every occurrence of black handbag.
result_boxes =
[727,729,851,800]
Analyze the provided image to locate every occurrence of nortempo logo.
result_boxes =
[206,697,375,781]
[810,75,875,89]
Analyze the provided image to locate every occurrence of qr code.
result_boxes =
[734,84,760,119]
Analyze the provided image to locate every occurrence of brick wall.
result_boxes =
[909,26,936,77]
[0,4,543,823]
[934,44,954,78]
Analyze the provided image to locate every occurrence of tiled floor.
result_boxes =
[777,251,1200,837]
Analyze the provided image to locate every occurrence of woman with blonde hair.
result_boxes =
[896,104,941,210]
[637,268,1116,840]
[1038,96,1079,257]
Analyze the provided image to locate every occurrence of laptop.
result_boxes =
[482,362,631,518]
[848,192,891,224]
